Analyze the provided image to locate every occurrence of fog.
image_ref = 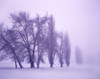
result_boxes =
[0,0,100,64]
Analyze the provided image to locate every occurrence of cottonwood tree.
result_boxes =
[63,33,71,67]
[57,32,64,67]
[0,23,23,68]
[10,12,35,68]
[46,15,57,68]
[34,15,48,68]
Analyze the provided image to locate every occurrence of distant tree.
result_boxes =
[46,15,57,68]
[63,33,71,67]
[0,23,23,68]
[75,46,83,65]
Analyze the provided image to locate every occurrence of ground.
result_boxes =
[0,62,100,79]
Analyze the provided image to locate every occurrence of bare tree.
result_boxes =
[10,12,35,68]
[34,15,48,68]
[46,15,57,68]
[57,32,64,67]
[63,32,71,67]
[0,23,23,68]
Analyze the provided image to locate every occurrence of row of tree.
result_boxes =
[0,12,71,69]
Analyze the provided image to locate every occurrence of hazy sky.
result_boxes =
[0,0,100,63]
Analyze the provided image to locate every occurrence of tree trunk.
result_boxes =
[32,40,36,68]
[50,64,53,68]
[60,58,63,67]
[29,56,34,68]
[32,60,35,68]
[37,63,39,68]
[37,58,40,68]
[27,47,35,68]
[11,47,23,69]
[28,49,34,68]
[50,59,53,68]
[16,57,23,68]
[15,59,17,69]
[60,63,63,67]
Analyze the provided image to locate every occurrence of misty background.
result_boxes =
[0,0,100,64]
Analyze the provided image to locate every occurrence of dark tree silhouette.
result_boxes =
[0,12,72,69]
[0,23,23,68]
[57,32,64,67]
[10,12,35,68]
[46,15,57,68]
[63,33,71,67]
[34,15,48,68]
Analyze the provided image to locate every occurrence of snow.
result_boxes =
[0,62,100,79]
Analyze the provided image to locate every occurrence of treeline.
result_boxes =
[0,12,71,69]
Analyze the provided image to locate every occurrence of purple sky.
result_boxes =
[0,0,100,63]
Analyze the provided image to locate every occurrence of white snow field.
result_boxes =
[0,62,100,79]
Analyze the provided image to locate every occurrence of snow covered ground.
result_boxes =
[0,62,100,79]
